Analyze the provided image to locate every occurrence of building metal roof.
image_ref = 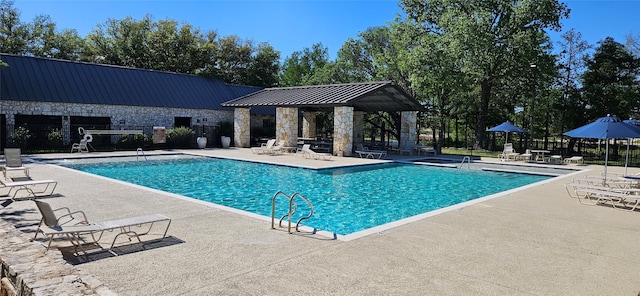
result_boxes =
[221,81,424,112]
[0,54,262,110]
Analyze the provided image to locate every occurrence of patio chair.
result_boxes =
[33,200,171,256]
[355,144,387,159]
[264,140,286,155]
[570,186,640,210]
[499,143,519,161]
[251,139,276,155]
[71,134,93,153]
[0,178,58,207]
[2,148,29,179]
[301,144,332,160]
[564,156,584,164]
[519,149,532,162]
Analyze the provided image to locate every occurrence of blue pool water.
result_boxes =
[58,155,550,235]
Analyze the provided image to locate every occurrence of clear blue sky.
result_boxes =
[14,0,640,60]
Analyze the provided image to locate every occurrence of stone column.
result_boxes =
[302,111,316,139]
[234,108,251,148]
[62,116,71,145]
[276,107,298,146]
[400,111,418,151]
[333,106,354,157]
[352,111,365,152]
[5,113,14,140]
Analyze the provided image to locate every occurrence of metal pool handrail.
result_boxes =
[271,191,314,234]
[459,156,471,169]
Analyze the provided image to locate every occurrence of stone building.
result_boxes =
[0,54,423,156]
[0,53,264,149]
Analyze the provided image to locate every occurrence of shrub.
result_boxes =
[116,134,153,150]
[46,129,64,148]
[9,125,31,149]
[166,127,194,148]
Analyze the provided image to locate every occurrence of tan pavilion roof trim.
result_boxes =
[220,81,424,112]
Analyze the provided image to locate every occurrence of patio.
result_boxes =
[1,148,640,295]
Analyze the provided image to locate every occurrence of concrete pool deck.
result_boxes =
[2,148,640,295]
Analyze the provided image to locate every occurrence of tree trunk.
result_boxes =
[475,79,492,149]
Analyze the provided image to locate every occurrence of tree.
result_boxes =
[86,15,215,74]
[0,0,31,54]
[400,0,569,148]
[279,43,330,87]
[208,35,253,84]
[554,28,590,151]
[626,32,640,58]
[581,37,640,120]
[246,42,280,87]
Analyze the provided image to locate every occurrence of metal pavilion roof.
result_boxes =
[0,54,261,110]
[221,81,423,112]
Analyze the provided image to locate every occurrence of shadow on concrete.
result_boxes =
[60,236,185,265]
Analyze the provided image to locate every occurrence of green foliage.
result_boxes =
[116,133,152,150]
[246,42,281,87]
[9,125,31,149]
[581,37,640,120]
[279,43,331,86]
[46,128,63,148]
[399,0,570,148]
[165,126,194,148]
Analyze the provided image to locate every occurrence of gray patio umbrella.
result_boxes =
[487,121,528,144]
[564,115,640,182]
[623,118,640,175]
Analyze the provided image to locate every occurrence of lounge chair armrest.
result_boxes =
[52,206,72,215]
[56,210,90,225]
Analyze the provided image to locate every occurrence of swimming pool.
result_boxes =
[55,155,551,236]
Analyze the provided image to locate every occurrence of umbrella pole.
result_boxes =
[603,140,609,185]
[625,138,630,176]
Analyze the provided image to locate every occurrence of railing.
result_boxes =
[271,191,314,234]
[458,156,471,169]
[136,148,148,161]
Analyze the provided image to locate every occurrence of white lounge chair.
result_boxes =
[251,139,276,155]
[264,140,285,155]
[301,144,332,160]
[499,143,519,161]
[0,178,58,206]
[355,144,387,159]
[519,149,532,162]
[33,200,171,256]
[2,148,29,179]
[564,156,584,164]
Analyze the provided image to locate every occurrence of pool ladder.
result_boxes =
[458,156,471,169]
[271,191,314,234]
[136,148,148,161]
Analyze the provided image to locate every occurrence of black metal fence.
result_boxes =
[2,123,223,153]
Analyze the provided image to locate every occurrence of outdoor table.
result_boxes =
[531,150,550,162]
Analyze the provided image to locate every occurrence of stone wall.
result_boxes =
[1,101,233,144]
[0,219,117,296]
